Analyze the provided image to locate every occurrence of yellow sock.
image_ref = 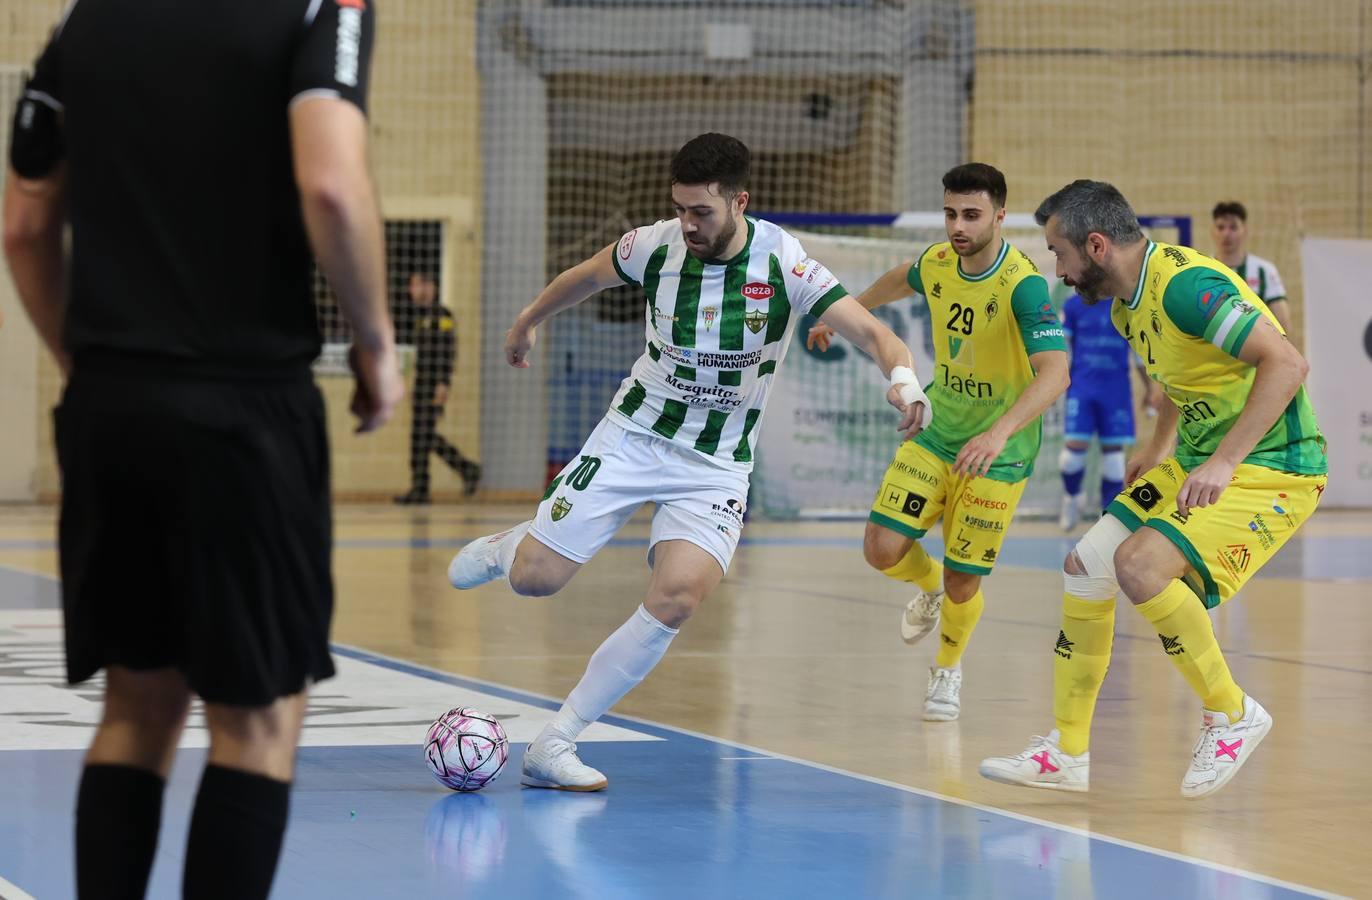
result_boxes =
[1052,594,1116,756]
[935,588,983,668]
[881,543,943,594]
[1136,581,1244,721]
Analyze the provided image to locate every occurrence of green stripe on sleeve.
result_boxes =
[612,249,635,285]
[651,399,690,439]
[693,410,730,454]
[907,244,936,295]
[808,284,847,320]
[647,342,661,361]
[1224,312,1260,357]
[1165,268,1235,338]
[1011,275,1066,353]
[1201,304,1236,345]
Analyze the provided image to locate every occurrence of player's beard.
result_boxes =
[686,217,737,261]
[1071,255,1113,304]
[951,228,994,258]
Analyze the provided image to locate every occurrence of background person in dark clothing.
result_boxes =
[395,269,480,503]
[2,2,401,899]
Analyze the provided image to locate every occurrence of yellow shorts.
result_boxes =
[1107,457,1326,608]
[868,440,1027,575]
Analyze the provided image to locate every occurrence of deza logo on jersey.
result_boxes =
[334,0,366,88]
[742,283,774,301]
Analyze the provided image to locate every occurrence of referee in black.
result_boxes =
[395,268,481,503]
[3,2,400,898]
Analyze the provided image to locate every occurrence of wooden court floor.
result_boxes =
[1,504,1368,896]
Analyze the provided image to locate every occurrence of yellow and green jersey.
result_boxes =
[907,240,1066,483]
[1111,241,1325,475]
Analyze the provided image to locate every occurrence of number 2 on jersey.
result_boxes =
[1139,331,1156,365]
[945,303,974,335]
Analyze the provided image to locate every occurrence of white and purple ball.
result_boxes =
[424,707,509,792]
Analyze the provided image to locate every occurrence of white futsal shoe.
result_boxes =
[448,529,513,589]
[979,730,1090,792]
[900,589,945,645]
[923,666,962,721]
[521,736,608,792]
[1059,494,1082,531]
[1180,695,1272,799]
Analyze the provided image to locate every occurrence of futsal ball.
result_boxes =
[424,707,509,792]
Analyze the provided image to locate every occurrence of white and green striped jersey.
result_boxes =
[608,216,847,472]
[1231,253,1287,304]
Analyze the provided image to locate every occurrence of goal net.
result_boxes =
[477,0,974,497]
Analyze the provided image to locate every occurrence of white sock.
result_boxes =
[544,704,594,744]
[541,605,678,743]
[495,520,533,576]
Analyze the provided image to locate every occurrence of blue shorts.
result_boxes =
[1064,386,1134,445]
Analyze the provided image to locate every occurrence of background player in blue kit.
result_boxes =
[1057,292,1161,529]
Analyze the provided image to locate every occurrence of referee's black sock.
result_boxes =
[75,763,166,900]
[182,765,291,900]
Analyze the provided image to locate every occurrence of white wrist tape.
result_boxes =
[889,367,932,429]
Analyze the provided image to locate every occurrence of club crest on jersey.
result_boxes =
[744,309,768,334]
[550,496,572,522]
[702,306,718,331]
[984,299,999,321]
[1151,311,1163,335]
[742,282,774,301]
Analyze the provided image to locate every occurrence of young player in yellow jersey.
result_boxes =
[809,164,1069,722]
[980,180,1326,799]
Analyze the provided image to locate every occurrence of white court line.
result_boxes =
[0,562,1343,899]
[340,642,1348,900]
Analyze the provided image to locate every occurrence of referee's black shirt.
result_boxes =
[9,0,376,378]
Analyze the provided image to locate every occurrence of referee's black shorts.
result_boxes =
[54,367,335,706]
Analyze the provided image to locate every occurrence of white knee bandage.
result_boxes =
[1100,450,1126,482]
[1058,446,1087,474]
[1062,514,1132,600]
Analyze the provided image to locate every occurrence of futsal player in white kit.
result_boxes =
[449,133,929,790]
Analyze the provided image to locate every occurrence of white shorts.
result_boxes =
[530,417,750,575]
